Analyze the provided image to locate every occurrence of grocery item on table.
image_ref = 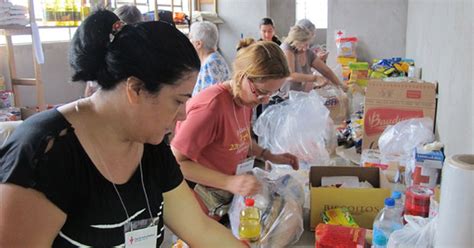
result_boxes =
[361,149,386,169]
[238,198,261,242]
[412,144,444,188]
[348,62,369,87]
[321,208,359,227]
[404,185,433,218]
[336,37,358,58]
[391,191,404,216]
[373,198,403,248]
[315,223,367,248]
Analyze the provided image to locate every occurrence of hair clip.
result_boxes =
[109,21,126,43]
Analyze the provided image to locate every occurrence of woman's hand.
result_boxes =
[339,83,349,92]
[226,174,261,196]
[265,151,299,170]
[316,50,329,62]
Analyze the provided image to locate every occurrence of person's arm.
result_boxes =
[171,146,260,196]
[0,184,66,247]
[250,140,299,170]
[312,57,348,91]
[283,49,319,83]
[163,181,246,248]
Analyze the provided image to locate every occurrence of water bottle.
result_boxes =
[391,191,404,216]
[238,198,261,242]
[373,198,403,248]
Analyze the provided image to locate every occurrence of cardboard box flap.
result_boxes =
[365,80,437,107]
[310,166,381,188]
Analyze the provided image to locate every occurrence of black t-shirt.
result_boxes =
[0,109,184,247]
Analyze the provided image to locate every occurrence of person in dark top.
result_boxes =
[0,9,245,248]
[258,17,282,45]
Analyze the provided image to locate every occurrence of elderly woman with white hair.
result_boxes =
[189,21,230,96]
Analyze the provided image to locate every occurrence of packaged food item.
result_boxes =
[321,208,359,227]
[336,37,358,58]
[361,149,387,169]
[349,62,369,87]
[316,223,366,248]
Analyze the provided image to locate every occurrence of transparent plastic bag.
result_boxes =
[387,215,437,248]
[254,90,331,165]
[378,117,434,188]
[229,168,304,248]
[378,117,435,156]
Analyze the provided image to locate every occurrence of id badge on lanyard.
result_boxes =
[124,218,157,248]
[235,156,255,175]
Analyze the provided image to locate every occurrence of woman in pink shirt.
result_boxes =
[171,41,299,218]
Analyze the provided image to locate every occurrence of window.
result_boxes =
[296,0,328,29]
[0,0,191,45]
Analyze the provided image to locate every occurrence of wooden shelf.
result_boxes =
[0,26,32,36]
[1,0,45,110]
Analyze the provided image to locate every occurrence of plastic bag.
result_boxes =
[378,117,435,156]
[254,90,331,165]
[378,118,434,187]
[387,215,437,248]
[229,168,304,248]
[315,84,349,124]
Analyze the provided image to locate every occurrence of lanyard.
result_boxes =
[232,100,253,153]
[75,100,154,229]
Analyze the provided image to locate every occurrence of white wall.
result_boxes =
[268,0,296,40]
[0,42,85,107]
[326,0,408,67]
[405,0,473,155]
[218,0,267,64]
[217,0,296,66]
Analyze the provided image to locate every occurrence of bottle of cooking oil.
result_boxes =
[80,0,91,22]
[238,198,261,242]
[43,0,59,26]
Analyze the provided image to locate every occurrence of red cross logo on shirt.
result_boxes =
[412,166,430,184]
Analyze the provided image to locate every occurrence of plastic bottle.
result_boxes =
[373,198,403,248]
[391,191,404,216]
[238,198,261,242]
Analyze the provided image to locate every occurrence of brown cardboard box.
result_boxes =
[310,166,391,229]
[363,80,437,149]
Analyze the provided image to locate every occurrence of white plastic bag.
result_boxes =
[388,215,437,248]
[229,168,304,248]
[254,90,331,165]
[378,117,435,156]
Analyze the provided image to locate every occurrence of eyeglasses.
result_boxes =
[247,78,274,100]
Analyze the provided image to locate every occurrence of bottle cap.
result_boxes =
[244,198,255,207]
[391,191,402,200]
[384,197,395,207]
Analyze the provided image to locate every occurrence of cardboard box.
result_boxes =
[415,146,444,169]
[363,80,437,149]
[310,166,391,229]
